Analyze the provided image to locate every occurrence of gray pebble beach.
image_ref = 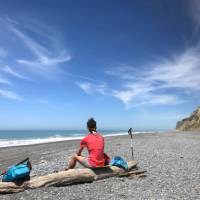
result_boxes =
[0,131,200,200]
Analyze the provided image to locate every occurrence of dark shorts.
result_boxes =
[80,158,92,168]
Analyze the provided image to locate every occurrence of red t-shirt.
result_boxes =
[80,133,105,167]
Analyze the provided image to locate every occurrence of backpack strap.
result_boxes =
[16,157,29,166]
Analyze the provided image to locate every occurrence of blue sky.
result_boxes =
[0,0,200,130]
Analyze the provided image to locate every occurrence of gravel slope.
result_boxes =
[0,131,200,200]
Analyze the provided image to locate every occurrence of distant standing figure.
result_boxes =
[65,118,110,169]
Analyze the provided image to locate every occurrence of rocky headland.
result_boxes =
[176,107,200,131]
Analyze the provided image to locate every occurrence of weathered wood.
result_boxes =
[26,169,95,188]
[118,169,146,177]
[136,174,147,178]
[128,170,146,175]
[0,182,25,194]
[0,160,137,194]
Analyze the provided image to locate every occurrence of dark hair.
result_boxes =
[87,118,97,132]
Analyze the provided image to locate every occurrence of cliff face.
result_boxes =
[176,107,200,131]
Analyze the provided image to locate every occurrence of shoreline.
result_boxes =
[0,130,170,149]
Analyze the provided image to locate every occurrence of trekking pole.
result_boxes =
[128,128,134,160]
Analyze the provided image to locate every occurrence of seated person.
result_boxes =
[66,118,109,169]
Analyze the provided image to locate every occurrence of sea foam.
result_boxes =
[0,131,153,148]
[0,132,127,148]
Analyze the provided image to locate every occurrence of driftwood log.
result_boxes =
[0,160,137,194]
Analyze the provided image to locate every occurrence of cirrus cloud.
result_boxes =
[0,16,72,101]
[0,89,22,101]
[78,44,200,108]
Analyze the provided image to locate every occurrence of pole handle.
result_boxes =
[128,128,133,138]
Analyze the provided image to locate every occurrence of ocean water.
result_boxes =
[0,130,155,148]
[0,130,125,148]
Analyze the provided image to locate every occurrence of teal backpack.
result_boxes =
[109,156,128,170]
[1,158,32,182]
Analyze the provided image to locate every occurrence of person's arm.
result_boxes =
[76,146,84,156]
[77,137,87,156]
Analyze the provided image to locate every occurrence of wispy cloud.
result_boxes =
[65,72,102,83]
[113,91,182,108]
[0,77,10,85]
[109,46,200,107]
[2,66,30,80]
[0,17,71,101]
[0,89,22,101]
[148,47,200,90]
[1,17,71,75]
[77,44,200,108]
[104,65,142,81]
[76,82,107,95]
